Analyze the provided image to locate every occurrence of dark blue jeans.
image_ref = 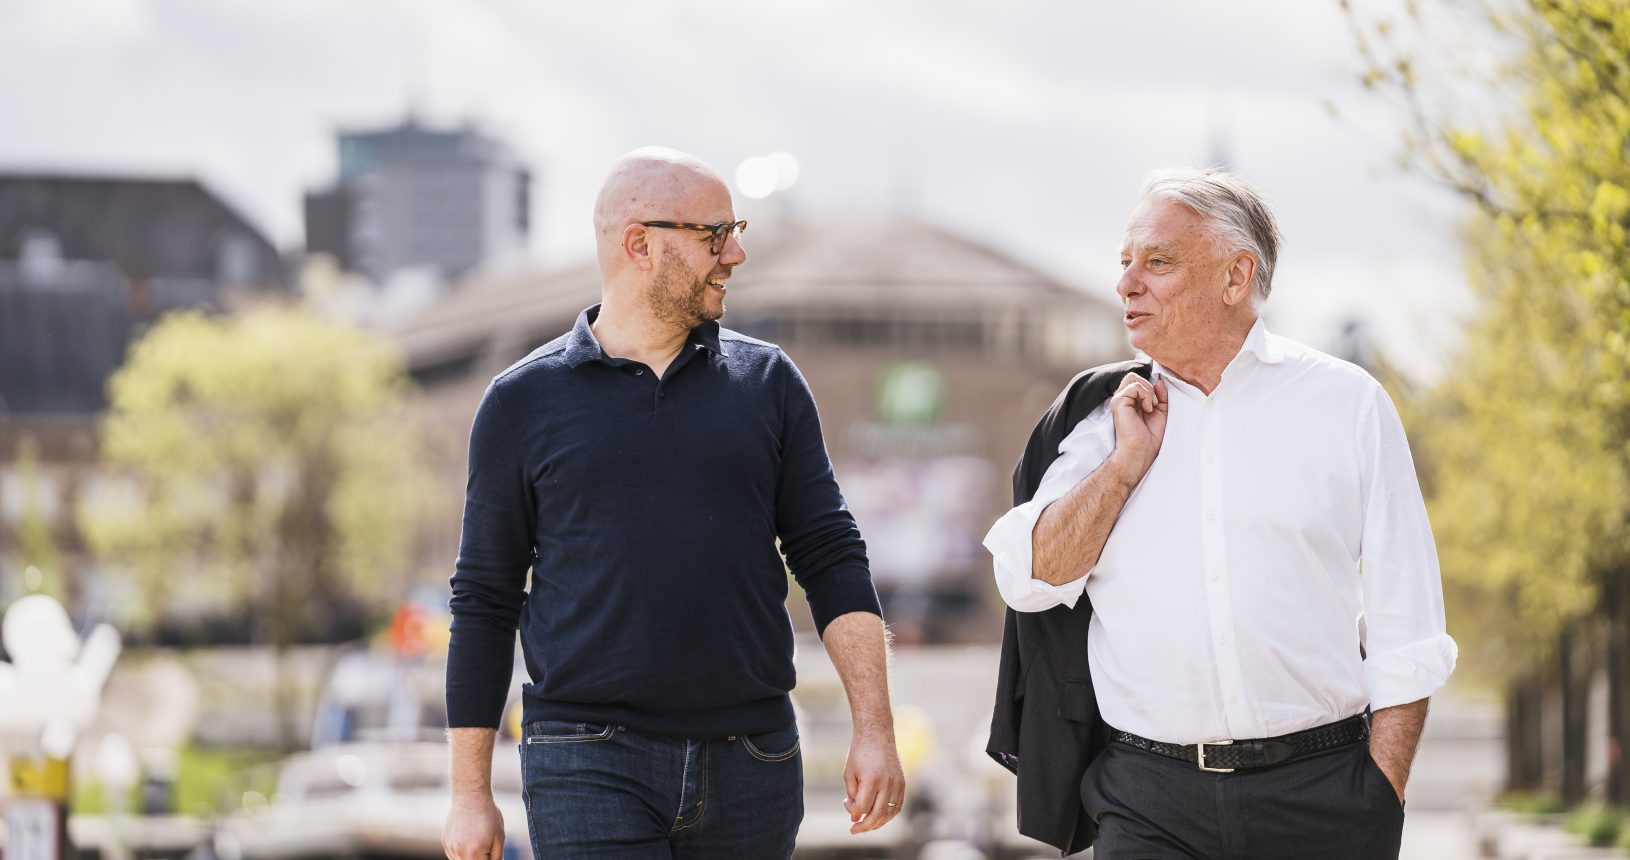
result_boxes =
[519,720,804,859]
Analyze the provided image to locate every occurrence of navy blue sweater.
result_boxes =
[446,307,881,737]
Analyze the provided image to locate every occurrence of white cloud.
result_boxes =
[12,0,152,48]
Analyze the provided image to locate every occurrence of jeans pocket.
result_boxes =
[740,725,800,762]
[523,720,618,744]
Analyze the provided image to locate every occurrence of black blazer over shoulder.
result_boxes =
[986,359,1152,855]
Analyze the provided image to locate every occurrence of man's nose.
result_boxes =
[1116,269,1140,299]
[720,234,746,267]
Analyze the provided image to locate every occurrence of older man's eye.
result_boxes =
[1150,258,1168,268]
[1119,259,1132,269]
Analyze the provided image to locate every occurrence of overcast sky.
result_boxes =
[0,0,1495,377]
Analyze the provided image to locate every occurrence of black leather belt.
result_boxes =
[1111,713,1370,773]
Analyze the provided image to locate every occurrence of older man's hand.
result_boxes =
[442,792,505,860]
[843,731,906,834]
[1111,372,1169,469]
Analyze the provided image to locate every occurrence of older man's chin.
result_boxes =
[1125,327,1153,353]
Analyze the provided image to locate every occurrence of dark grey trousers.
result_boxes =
[1081,741,1405,859]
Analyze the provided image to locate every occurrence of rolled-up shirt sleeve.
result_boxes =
[1358,382,1458,709]
[984,402,1114,613]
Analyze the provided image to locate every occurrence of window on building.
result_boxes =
[216,232,261,287]
[17,228,64,286]
[516,171,531,233]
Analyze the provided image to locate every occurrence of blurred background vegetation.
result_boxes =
[1348,0,1630,823]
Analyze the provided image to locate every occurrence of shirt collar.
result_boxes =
[1149,317,1283,393]
[1240,317,1284,365]
[692,317,727,358]
[563,304,730,369]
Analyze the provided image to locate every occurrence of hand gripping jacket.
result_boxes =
[986,360,1153,855]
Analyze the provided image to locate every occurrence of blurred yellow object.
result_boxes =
[426,612,453,653]
[893,704,935,775]
[506,700,524,742]
[8,753,69,801]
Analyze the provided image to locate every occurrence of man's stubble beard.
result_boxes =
[646,245,722,330]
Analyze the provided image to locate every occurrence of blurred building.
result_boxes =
[0,171,288,609]
[304,118,532,285]
[392,217,1127,642]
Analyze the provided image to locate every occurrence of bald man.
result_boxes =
[442,148,904,859]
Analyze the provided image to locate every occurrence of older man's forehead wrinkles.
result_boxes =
[1143,243,1182,257]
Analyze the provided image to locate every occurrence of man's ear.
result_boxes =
[1222,253,1256,306]
[625,224,653,271]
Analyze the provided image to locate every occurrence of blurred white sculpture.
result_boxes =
[0,594,122,755]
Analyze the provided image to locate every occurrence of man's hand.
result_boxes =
[1110,372,1168,469]
[445,727,504,860]
[442,792,505,860]
[820,612,906,835]
[1027,371,1162,587]
[843,731,906,834]
[1370,698,1429,803]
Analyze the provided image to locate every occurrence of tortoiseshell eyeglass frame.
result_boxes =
[639,220,748,255]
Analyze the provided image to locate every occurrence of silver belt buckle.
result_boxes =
[1196,739,1235,773]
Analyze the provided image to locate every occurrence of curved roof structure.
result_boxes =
[393,216,1119,381]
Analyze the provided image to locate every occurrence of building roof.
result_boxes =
[0,172,287,287]
[393,260,601,376]
[392,216,1115,374]
[334,117,522,178]
[735,216,1094,311]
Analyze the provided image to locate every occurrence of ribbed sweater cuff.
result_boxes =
[807,564,882,636]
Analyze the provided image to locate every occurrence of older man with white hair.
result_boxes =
[442,148,904,859]
[984,168,1456,859]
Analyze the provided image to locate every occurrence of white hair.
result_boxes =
[1141,167,1285,301]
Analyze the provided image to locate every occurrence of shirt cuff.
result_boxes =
[1363,632,1459,710]
[985,500,1089,612]
[1016,571,1088,610]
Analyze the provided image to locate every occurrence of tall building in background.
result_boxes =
[304,118,532,284]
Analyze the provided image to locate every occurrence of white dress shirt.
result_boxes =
[984,320,1457,745]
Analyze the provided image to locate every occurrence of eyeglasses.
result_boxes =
[640,220,748,255]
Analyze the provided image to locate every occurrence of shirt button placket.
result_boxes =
[1200,393,1249,736]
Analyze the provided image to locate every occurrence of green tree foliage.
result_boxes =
[10,435,66,600]
[78,307,431,649]
[1348,0,1630,681]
